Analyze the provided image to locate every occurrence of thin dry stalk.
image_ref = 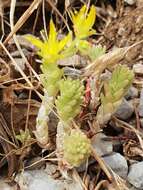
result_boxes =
[91,147,113,182]
[0,41,33,87]
[46,0,70,31]
[4,0,42,45]
[9,0,40,81]
[112,116,143,149]
[94,180,109,190]
[84,47,128,77]
[84,40,143,79]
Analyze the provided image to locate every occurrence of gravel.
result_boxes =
[115,99,134,120]
[128,162,143,189]
[138,89,143,117]
[103,153,128,179]
[91,133,113,156]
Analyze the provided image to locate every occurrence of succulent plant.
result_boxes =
[97,65,134,124]
[63,129,91,167]
[86,45,106,61]
[55,78,84,122]
[40,62,63,96]
[16,129,31,145]
[25,19,72,64]
[69,5,96,39]
[78,43,106,61]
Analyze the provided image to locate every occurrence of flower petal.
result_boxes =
[25,35,43,49]
[58,32,72,52]
[48,19,57,46]
[84,5,96,32]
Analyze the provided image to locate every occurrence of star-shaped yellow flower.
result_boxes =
[26,19,72,64]
[70,5,96,39]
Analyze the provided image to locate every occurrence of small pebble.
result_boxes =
[63,67,82,79]
[138,89,143,117]
[15,167,83,190]
[125,86,138,100]
[127,182,140,190]
[91,133,113,156]
[103,153,128,179]
[124,0,136,5]
[140,118,143,128]
[133,64,143,75]
[128,162,143,189]
[115,99,134,120]
[0,180,15,190]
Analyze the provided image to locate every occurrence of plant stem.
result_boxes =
[34,90,53,147]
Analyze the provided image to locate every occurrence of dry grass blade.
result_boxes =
[84,47,128,77]
[84,40,143,78]
[0,0,10,39]
[0,57,10,83]
[46,0,70,31]
[91,147,113,182]
[0,114,17,177]
[3,0,42,45]
[94,180,110,190]
[10,0,40,81]
[0,41,33,87]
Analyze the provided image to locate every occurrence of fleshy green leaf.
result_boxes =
[55,78,84,122]
[63,129,91,167]
[97,65,134,124]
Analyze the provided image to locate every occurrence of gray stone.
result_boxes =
[138,89,143,117]
[63,67,81,79]
[115,99,134,120]
[133,64,143,75]
[91,133,113,156]
[130,187,140,190]
[77,133,113,173]
[127,182,140,190]
[57,54,86,67]
[124,0,136,5]
[125,86,138,100]
[103,153,128,179]
[16,165,83,190]
[128,162,143,189]
[0,180,16,190]
[140,118,143,128]
[77,159,95,173]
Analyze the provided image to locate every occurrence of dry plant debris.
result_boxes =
[0,1,143,190]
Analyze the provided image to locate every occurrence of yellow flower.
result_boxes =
[70,5,96,39]
[26,19,72,64]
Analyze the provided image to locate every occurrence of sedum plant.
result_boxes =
[40,62,63,97]
[26,4,105,168]
[69,5,96,39]
[26,20,72,64]
[24,4,135,177]
[63,129,91,167]
[55,78,85,168]
[16,129,31,145]
[83,45,106,62]
[55,78,84,122]
[69,5,105,61]
[97,65,134,124]
[26,19,72,146]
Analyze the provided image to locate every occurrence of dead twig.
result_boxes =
[91,147,113,182]
[3,0,42,45]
